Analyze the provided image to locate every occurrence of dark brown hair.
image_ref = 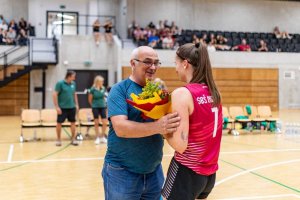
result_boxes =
[65,70,76,79]
[176,43,221,106]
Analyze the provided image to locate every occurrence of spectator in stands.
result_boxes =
[17,29,28,46]
[148,30,160,48]
[128,20,138,39]
[148,21,156,29]
[163,19,170,28]
[162,33,174,49]
[133,26,143,42]
[0,28,5,44]
[232,39,251,52]
[215,35,231,50]
[273,26,291,39]
[207,41,216,52]
[8,19,18,33]
[162,42,222,200]
[102,46,180,200]
[156,20,164,30]
[192,34,200,44]
[6,27,16,45]
[88,75,108,145]
[208,33,217,46]
[92,19,101,45]
[200,33,208,46]
[104,19,113,43]
[258,40,268,52]
[52,70,79,147]
[27,23,35,36]
[0,15,4,24]
[19,18,27,31]
[0,20,8,31]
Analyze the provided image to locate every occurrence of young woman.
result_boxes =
[162,43,223,200]
[88,76,108,144]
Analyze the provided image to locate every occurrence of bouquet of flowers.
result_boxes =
[126,79,171,120]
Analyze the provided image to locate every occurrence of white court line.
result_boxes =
[7,144,14,162]
[215,159,300,186]
[0,148,299,164]
[217,193,300,200]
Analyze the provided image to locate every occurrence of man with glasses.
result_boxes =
[102,46,180,200]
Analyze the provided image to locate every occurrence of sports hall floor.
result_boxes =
[0,109,299,200]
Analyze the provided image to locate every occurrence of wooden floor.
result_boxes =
[0,109,300,200]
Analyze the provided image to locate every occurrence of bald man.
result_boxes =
[102,46,180,200]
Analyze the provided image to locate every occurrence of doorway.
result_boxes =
[73,70,108,108]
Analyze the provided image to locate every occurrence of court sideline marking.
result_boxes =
[217,193,300,200]
[7,144,14,162]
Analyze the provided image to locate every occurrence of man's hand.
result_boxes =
[157,112,180,135]
[56,107,62,115]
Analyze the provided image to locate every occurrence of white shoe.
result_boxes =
[95,137,107,145]
[100,137,107,144]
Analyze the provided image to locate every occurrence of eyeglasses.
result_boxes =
[134,59,161,68]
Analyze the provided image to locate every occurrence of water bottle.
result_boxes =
[275,121,282,134]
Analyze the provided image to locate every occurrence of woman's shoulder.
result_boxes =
[172,87,191,99]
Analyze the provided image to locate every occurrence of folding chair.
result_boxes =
[20,109,41,142]
[40,109,57,127]
[229,106,252,135]
[257,106,279,132]
[244,105,266,131]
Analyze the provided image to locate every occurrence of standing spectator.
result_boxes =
[102,46,180,200]
[232,39,251,52]
[27,23,35,36]
[258,40,268,52]
[92,19,101,45]
[162,42,222,200]
[17,29,28,46]
[273,26,291,39]
[19,18,27,31]
[52,71,79,146]
[103,19,113,43]
[162,33,174,49]
[88,75,108,145]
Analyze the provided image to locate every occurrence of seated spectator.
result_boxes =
[0,15,4,24]
[208,33,217,46]
[0,28,6,44]
[200,33,208,46]
[192,34,200,44]
[17,29,28,46]
[207,41,216,52]
[0,20,8,31]
[8,19,18,33]
[104,19,113,43]
[128,20,138,39]
[148,30,160,48]
[273,26,291,39]
[162,33,174,49]
[148,21,156,29]
[92,19,101,45]
[215,35,231,50]
[163,20,170,28]
[258,40,268,52]
[133,26,143,42]
[232,39,251,52]
[6,27,16,45]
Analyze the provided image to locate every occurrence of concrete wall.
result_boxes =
[0,0,28,21]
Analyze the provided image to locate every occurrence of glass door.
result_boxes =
[47,11,78,38]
